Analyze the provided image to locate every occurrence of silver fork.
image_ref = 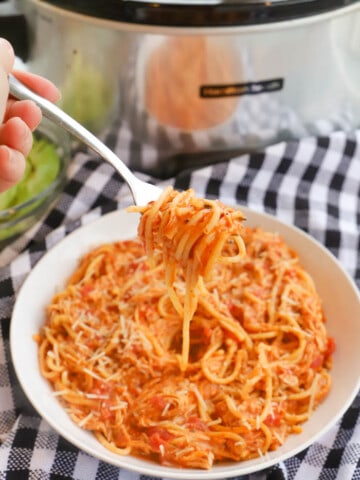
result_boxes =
[9,74,162,206]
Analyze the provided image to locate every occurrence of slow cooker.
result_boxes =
[8,0,360,175]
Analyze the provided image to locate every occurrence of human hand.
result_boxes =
[0,38,60,193]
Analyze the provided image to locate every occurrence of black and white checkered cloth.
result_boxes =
[0,120,359,479]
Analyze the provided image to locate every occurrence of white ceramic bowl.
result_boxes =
[10,207,360,479]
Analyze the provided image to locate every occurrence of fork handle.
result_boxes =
[8,74,141,202]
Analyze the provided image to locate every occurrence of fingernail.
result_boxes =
[0,144,10,162]
[0,38,14,54]
[0,38,14,73]
[0,145,26,182]
[12,116,28,138]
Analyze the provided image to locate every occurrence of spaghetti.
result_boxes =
[129,187,246,370]
[36,187,334,469]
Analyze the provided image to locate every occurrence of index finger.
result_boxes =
[12,70,61,103]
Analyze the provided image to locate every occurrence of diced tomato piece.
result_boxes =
[326,337,336,357]
[92,381,111,395]
[147,427,174,452]
[114,430,129,447]
[286,269,298,279]
[150,395,168,411]
[310,354,324,370]
[228,302,243,322]
[203,326,212,340]
[100,401,115,422]
[131,344,142,355]
[138,304,156,321]
[264,411,282,427]
[186,416,208,431]
[80,285,93,296]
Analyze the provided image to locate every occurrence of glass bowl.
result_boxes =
[0,119,70,246]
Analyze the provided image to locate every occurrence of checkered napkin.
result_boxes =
[0,123,359,480]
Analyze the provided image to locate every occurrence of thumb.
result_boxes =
[0,38,15,122]
[0,38,15,73]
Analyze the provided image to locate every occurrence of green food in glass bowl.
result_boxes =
[0,123,69,245]
[0,138,60,211]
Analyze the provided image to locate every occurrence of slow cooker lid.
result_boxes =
[39,0,359,26]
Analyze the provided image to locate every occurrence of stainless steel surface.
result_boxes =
[15,0,360,178]
[9,75,162,206]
